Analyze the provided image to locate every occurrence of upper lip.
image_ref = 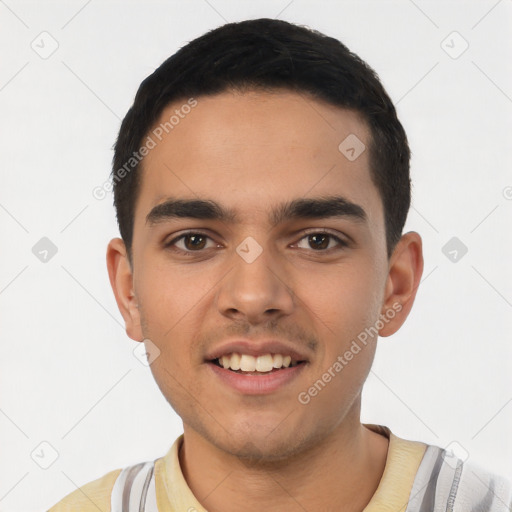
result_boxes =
[205,339,310,362]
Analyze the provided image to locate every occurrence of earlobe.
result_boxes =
[106,238,144,342]
[379,231,424,337]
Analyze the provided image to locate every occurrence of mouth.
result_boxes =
[206,352,308,394]
[204,339,310,394]
[209,353,306,375]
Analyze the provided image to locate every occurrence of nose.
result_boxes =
[216,244,295,325]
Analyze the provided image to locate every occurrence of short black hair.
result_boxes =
[112,18,411,262]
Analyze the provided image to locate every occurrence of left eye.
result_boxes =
[296,233,345,251]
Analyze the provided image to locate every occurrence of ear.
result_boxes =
[106,237,143,342]
[379,231,424,337]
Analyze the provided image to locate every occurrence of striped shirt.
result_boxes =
[48,425,512,511]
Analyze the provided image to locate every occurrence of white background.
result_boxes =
[1,1,511,510]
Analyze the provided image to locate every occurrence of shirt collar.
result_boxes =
[156,425,426,511]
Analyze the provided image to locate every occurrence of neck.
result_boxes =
[179,412,389,512]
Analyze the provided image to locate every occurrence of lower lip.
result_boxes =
[207,362,306,395]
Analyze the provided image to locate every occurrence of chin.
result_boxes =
[225,437,304,465]
[215,422,323,466]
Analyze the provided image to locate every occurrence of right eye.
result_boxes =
[165,232,219,254]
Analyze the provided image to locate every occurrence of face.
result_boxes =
[108,90,422,462]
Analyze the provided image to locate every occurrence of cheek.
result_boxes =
[292,261,383,341]
[135,262,214,384]
[135,259,217,334]
[301,343,376,426]
[148,351,205,423]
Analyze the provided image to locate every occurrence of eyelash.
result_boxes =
[164,230,349,255]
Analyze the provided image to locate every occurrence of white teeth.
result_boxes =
[240,354,256,372]
[217,353,300,372]
[256,354,274,372]
[273,354,283,368]
[230,353,241,371]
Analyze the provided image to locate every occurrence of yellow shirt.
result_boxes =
[48,425,426,511]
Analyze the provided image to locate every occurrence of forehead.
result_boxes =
[134,90,382,230]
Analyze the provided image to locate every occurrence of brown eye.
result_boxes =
[166,232,217,253]
[183,234,207,250]
[308,234,330,250]
[295,232,347,251]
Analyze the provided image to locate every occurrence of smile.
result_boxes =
[213,353,303,374]
[207,354,307,395]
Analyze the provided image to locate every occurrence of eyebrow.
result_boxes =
[145,196,367,227]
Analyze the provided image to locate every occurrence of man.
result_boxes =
[49,18,511,512]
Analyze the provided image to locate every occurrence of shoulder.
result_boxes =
[48,467,122,512]
[48,459,159,512]
[409,443,512,512]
